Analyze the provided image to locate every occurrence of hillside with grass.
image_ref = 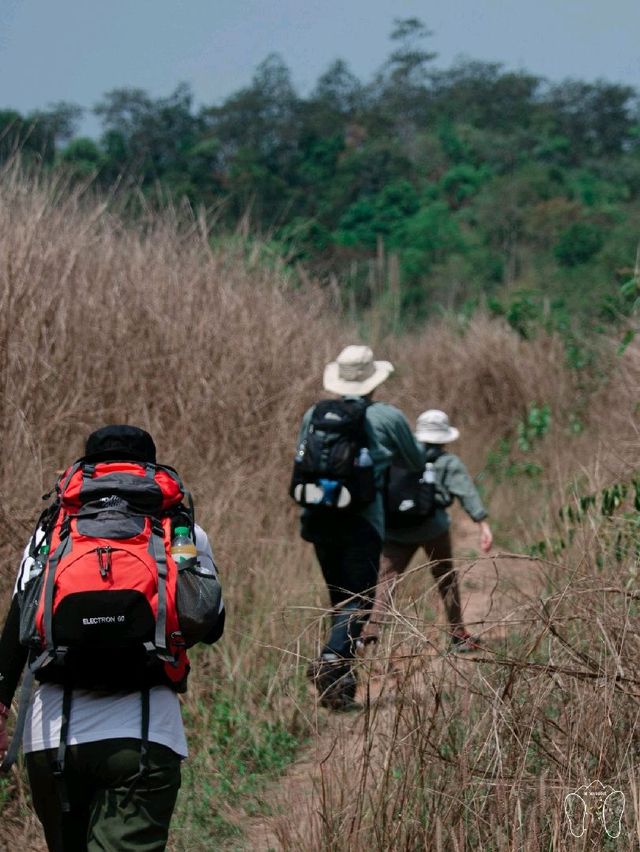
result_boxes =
[0,164,637,849]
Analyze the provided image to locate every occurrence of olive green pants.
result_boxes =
[26,738,181,852]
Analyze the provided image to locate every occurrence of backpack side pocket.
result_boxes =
[18,572,45,648]
[176,559,222,647]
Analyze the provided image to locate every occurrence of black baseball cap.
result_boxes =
[83,425,157,463]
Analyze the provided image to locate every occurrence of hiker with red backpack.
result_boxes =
[364,408,493,652]
[0,425,224,852]
[290,346,426,710]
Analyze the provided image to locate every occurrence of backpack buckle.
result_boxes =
[30,650,55,672]
[53,647,69,665]
[170,631,186,648]
[142,641,177,665]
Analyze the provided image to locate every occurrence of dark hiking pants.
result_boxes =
[379,530,462,629]
[26,738,181,852]
[302,514,381,659]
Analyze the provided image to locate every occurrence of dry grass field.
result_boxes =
[0,165,638,850]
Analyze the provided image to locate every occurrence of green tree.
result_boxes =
[397,201,466,276]
[0,103,82,165]
[554,221,605,266]
[60,137,104,176]
[545,80,637,160]
[309,60,364,121]
[432,61,541,134]
[95,84,198,184]
[371,17,437,131]
[203,55,301,223]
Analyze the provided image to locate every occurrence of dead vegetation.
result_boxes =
[0,165,637,850]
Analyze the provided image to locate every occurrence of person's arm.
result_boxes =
[0,596,28,709]
[477,520,493,553]
[0,596,27,760]
[296,408,312,448]
[194,525,225,645]
[444,456,493,552]
[0,535,37,761]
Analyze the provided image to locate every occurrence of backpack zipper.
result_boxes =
[96,546,113,578]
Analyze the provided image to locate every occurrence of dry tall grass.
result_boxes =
[0,165,637,850]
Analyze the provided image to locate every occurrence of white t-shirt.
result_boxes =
[16,524,221,757]
[24,683,189,756]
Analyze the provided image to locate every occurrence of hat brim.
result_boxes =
[415,426,460,444]
[323,360,394,396]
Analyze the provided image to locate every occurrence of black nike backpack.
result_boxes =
[385,447,443,528]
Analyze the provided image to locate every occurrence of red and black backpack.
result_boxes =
[2,456,223,787]
[21,458,193,693]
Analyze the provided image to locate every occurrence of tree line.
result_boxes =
[3,19,640,335]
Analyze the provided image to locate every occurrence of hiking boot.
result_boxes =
[449,629,482,653]
[307,654,359,711]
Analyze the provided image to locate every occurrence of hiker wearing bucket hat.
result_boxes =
[364,408,493,653]
[291,346,426,710]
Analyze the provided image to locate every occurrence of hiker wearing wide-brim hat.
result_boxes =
[291,345,426,710]
[364,408,493,653]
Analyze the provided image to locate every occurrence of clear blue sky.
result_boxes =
[1,0,639,136]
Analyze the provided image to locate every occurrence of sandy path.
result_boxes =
[240,513,544,851]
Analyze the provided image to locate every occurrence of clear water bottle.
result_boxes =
[421,462,436,484]
[171,526,197,564]
[31,543,50,578]
[356,447,373,468]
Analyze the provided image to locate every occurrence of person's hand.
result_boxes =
[0,704,9,762]
[479,521,493,553]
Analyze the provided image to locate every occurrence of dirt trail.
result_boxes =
[241,513,544,851]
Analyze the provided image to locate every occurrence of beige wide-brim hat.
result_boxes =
[323,345,394,396]
[415,409,460,443]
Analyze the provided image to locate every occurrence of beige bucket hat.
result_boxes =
[323,345,394,396]
[415,409,460,444]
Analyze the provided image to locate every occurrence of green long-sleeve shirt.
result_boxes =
[297,398,426,539]
[385,451,488,544]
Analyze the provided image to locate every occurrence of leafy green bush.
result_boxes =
[554,221,604,266]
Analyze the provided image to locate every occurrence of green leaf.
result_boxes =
[617,329,635,356]
[620,277,638,298]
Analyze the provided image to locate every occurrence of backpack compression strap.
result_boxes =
[149,525,170,659]
[121,687,150,808]
[41,535,73,653]
[51,684,73,813]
